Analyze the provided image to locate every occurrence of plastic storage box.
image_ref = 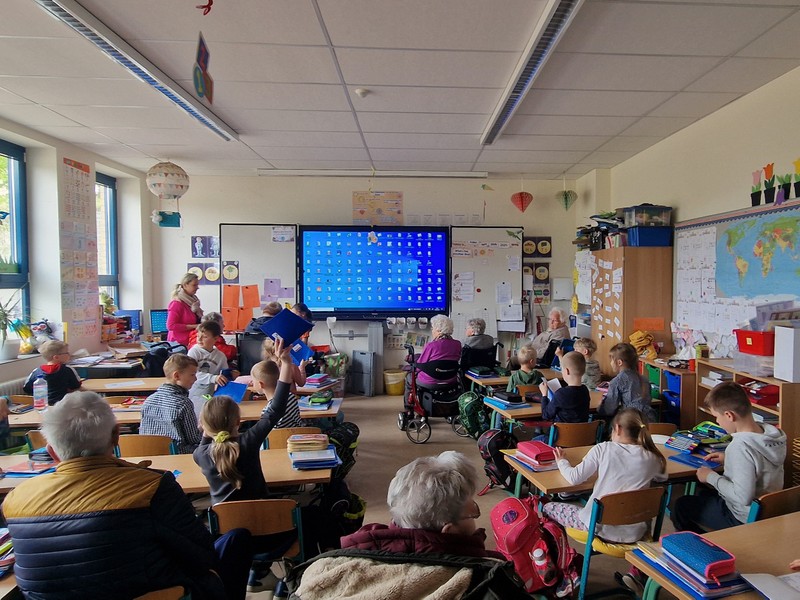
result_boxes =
[627,226,673,247]
[665,371,682,394]
[623,204,673,227]
[662,390,681,410]
[734,329,775,356]
[732,351,774,377]
[741,381,779,406]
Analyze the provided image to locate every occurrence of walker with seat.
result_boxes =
[397,343,464,444]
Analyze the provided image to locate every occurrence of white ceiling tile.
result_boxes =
[363,133,480,150]
[227,110,357,132]
[80,0,326,45]
[473,162,574,174]
[265,160,375,169]
[579,150,639,167]
[357,112,487,134]
[0,77,164,107]
[46,105,207,129]
[686,57,800,93]
[505,115,637,136]
[319,0,548,51]
[517,90,673,117]
[370,148,481,162]
[558,3,790,56]
[0,86,30,105]
[738,12,800,59]
[252,147,369,161]
[0,0,78,37]
[477,149,588,163]
[0,104,79,127]
[620,0,800,6]
[490,135,607,152]
[0,39,128,78]
[134,41,340,84]
[594,136,662,153]
[78,144,153,159]
[198,82,350,111]
[533,53,721,91]
[620,117,697,137]
[648,92,740,118]
[371,162,478,171]
[244,131,365,148]
[130,143,261,160]
[336,48,516,88]
[94,127,226,146]
[346,86,500,113]
[35,127,117,144]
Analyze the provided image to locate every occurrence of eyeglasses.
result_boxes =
[461,500,481,521]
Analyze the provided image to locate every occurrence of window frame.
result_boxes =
[0,137,30,317]
[96,172,119,300]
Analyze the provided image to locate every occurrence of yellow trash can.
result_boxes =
[383,369,405,396]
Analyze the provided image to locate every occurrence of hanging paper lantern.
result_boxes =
[146,161,190,200]
[511,191,533,212]
[555,189,578,211]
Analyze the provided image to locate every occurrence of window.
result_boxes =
[96,173,118,305]
[0,138,29,319]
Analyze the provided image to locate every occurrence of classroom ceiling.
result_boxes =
[1,0,800,178]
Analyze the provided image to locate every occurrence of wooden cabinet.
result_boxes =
[590,247,674,376]
[696,358,800,487]
[641,358,696,429]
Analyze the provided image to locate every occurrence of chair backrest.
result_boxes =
[460,344,497,370]
[749,484,800,522]
[116,434,174,457]
[267,426,322,450]
[548,421,601,448]
[209,499,303,561]
[134,586,187,600]
[648,422,678,436]
[515,384,542,402]
[416,359,460,383]
[26,430,47,450]
[11,394,34,405]
[238,333,266,376]
[594,487,666,528]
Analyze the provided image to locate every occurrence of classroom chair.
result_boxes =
[26,430,46,451]
[647,422,678,436]
[566,487,668,600]
[548,420,602,448]
[134,586,188,600]
[10,394,34,405]
[116,434,175,457]
[747,484,800,522]
[265,426,322,450]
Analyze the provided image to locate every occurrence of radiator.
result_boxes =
[0,378,26,397]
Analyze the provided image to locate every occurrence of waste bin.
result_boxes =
[383,369,405,396]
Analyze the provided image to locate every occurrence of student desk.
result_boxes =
[0,574,19,600]
[626,512,800,600]
[465,368,560,393]
[484,390,604,429]
[0,449,331,496]
[81,377,164,394]
[504,443,702,498]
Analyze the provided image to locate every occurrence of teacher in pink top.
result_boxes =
[166,272,203,347]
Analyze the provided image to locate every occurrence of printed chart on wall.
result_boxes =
[675,202,800,357]
[219,224,297,332]
[450,227,523,342]
[60,157,99,344]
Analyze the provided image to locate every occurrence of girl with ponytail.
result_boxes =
[542,408,667,543]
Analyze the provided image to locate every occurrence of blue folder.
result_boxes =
[260,308,313,346]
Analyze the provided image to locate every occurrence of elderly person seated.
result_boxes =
[287,452,530,599]
[2,391,251,600]
[404,314,461,407]
[464,317,494,350]
[531,307,570,359]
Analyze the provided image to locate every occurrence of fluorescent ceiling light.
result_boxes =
[481,0,584,145]
[257,170,488,178]
[33,0,238,142]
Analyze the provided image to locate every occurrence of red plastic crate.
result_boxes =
[741,380,779,406]
[734,329,775,356]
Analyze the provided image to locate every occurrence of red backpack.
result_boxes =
[490,495,582,595]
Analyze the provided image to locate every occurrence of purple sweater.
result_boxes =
[417,338,462,385]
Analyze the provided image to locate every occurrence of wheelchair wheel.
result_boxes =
[406,418,431,444]
[397,412,408,431]
[451,417,470,438]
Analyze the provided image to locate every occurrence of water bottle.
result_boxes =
[532,547,557,586]
[33,376,48,412]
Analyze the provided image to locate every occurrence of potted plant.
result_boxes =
[763,163,776,204]
[794,157,800,199]
[0,290,22,360]
[751,168,762,206]
[776,173,792,204]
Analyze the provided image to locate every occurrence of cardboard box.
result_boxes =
[774,326,800,383]
[107,342,148,359]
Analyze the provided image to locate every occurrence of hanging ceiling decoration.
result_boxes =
[511,175,533,212]
[146,161,190,200]
[555,175,578,210]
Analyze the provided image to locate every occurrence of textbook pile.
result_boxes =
[0,529,15,578]
[304,373,330,388]
[288,445,342,471]
[286,433,329,453]
[506,440,558,472]
[298,390,333,411]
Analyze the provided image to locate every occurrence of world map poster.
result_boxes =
[716,205,800,299]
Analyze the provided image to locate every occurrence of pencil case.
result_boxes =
[660,531,735,580]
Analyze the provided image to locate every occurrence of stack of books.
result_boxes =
[700,370,733,388]
[289,445,342,470]
[0,529,14,578]
[304,373,330,388]
[484,396,529,410]
[466,367,495,378]
[286,433,329,453]
[504,441,558,472]
[633,540,750,598]
[298,391,333,411]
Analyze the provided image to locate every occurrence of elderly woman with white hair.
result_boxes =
[531,307,570,359]
[464,317,494,350]
[416,314,462,386]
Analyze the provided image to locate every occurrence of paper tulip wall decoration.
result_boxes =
[511,191,533,212]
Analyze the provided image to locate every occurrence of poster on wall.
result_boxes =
[352,191,403,225]
[190,235,220,258]
[222,260,240,283]
[532,262,551,305]
[523,236,552,258]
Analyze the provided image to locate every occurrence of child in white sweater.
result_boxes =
[188,321,239,418]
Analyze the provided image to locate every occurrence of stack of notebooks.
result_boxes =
[0,528,14,578]
[286,433,329,453]
[304,373,330,388]
[288,445,342,470]
[633,533,750,598]
[484,394,529,410]
[298,390,333,411]
[700,370,734,388]
[466,367,495,378]
[504,440,558,472]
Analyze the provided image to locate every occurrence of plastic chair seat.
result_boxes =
[566,528,653,558]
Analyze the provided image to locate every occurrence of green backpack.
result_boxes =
[457,391,490,440]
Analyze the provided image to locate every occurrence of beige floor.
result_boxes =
[248,393,680,599]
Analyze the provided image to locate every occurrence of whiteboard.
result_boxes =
[219,224,297,322]
[450,226,524,342]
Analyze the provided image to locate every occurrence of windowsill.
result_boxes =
[0,354,42,366]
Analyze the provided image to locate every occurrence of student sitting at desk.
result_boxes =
[671,382,786,534]
[141,354,202,454]
[23,340,81,406]
[538,351,590,424]
[597,342,656,422]
[187,312,238,364]
[244,301,282,335]
[252,358,301,429]
[188,320,239,419]
[573,337,602,390]
[506,343,544,393]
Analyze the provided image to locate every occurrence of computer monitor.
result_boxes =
[149,309,169,335]
[114,309,142,334]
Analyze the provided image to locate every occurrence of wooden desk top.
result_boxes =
[81,377,164,393]
[0,573,17,600]
[0,449,330,495]
[485,391,604,420]
[627,512,800,600]
[505,443,699,495]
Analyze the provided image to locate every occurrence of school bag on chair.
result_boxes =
[327,422,359,480]
[457,391,490,440]
[491,495,582,596]
[477,428,517,495]
[138,342,187,377]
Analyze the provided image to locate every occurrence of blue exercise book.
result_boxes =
[484,397,530,411]
[290,340,314,366]
[213,381,249,403]
[668,453,721,469]
[260,308,313,346]
[289,445,342,470]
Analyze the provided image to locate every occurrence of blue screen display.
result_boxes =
[298,226,450,319]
